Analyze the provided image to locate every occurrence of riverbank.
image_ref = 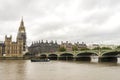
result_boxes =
[0,57,30,60]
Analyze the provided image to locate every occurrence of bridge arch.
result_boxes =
[48,54,58,60]
[102,51,120,56]
[59,53,74,60]
[99,51,120,62]
[76,52,98,61]
[40,54,47,59]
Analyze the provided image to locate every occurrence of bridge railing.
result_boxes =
[36,49,120,56]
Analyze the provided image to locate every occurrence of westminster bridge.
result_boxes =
[34,49,120,62]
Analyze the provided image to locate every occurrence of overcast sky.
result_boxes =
[0,0,120,45]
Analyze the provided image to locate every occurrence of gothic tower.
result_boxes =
[17,17,26,51]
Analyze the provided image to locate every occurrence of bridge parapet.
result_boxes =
[37,49,120,57]
[37,50,99,56]
[100,49,120,56]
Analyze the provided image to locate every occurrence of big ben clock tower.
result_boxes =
[17,17,26,51]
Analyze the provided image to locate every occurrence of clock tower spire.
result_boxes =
[17,17,26,51]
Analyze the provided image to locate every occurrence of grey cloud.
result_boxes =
[29,22,66,36]
[1,0,120,44]
[84,26,120,41]
[81,0,120,10]
[0,0,31,21]
[83,11,113,25]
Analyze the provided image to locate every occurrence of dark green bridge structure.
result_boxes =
[36,49,120,63]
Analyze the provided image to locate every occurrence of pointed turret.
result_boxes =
[20,17,24,27]
[18,17,25,33]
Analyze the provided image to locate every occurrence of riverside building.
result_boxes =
[0,18,27,57]
[28,40,60,54]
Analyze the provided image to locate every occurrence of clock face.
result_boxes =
[21,30,25,33]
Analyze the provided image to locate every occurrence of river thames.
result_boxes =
[0,59,120,80]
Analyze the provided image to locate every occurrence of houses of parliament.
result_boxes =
[0,18,26,57]
[0,18,88,57]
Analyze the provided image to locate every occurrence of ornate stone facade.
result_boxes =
[28,40,59,54]
[0,43,5,56]
[3,18,26,57]
[4,35,23,57]
[74,42,87,50]
[60,41,73,51]
[29,40,87,54]
[60,41,87,51]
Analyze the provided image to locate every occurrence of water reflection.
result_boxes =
[0,60,26,80]
[0,60,120,80]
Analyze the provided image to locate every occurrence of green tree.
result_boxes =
[116,46,120,49]
[101,47,112,50]
[72,45,78,51]
[92,47,101,50]
[80,47,90,51]
[59,46,66,52]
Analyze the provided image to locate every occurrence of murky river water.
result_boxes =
[0,59,120,80]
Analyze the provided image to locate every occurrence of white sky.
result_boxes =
[0,0,120,45]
